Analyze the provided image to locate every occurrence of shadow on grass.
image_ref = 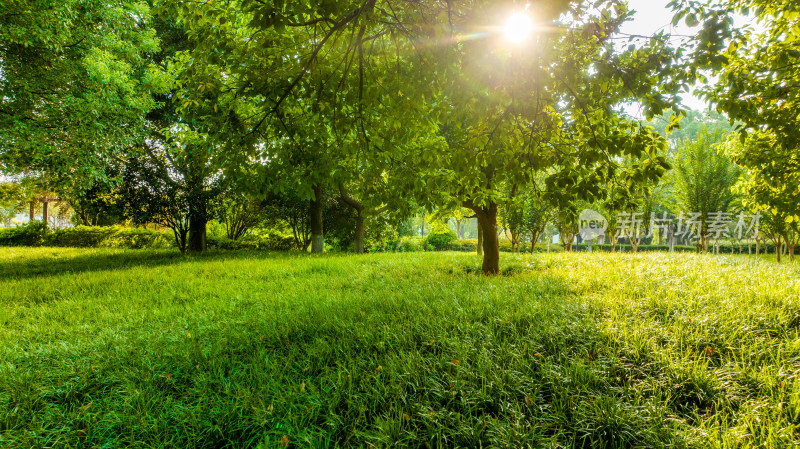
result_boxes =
[0,248,301,281]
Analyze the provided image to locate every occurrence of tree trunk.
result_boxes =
[29,201,35,222]
[477,225,483,256]
[530,230,540,253]
[338,183,371,254]
[456,220,462,239]
[474,204,500,275]
[172,226,188,254]
[188,198,207,252]
[188,217,207,252]
[772,234,782,263]
[354,211,365,254]
[510,229,519,253]
[42,202,49,226]
[310,185,324,253]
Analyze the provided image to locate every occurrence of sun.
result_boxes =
[504,12,533,44]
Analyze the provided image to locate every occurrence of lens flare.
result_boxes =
[504,12,533,44]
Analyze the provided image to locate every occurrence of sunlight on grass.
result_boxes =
[0,248,798,448]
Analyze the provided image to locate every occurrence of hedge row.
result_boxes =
[0,223,297,251]
[206,235,297,251]
[0,222,786,255]
[0,223,173,249]
[408,238,777,254]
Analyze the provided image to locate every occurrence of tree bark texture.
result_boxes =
[310,185,324,253]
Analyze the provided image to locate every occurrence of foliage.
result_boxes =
[397,236,424,252]
[206,234,296,252]
[0,182,26,225]
[121,155,192,252]
[672,0,800,254]
[0,224,172,249]
[424,227,458,251]
[649,109,737,146]
[0,222,49,246]
[164,0,676,273]
[672,126,741,251]
[520,190,554,252]
[218,193,265,241]
[46,226,173,249]
[363,214,399,253]
[726,131,800,260]
[261,189,314,251]
[1,249,799,448]
[0,0,168,189]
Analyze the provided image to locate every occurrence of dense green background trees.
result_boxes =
[2,0,797,269]
[0,0,169,188]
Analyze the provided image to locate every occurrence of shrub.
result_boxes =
[0,222,49,246]
[0,225,173,249]
[44,226,172,249]
[424,228,457,250]
[444,238,564,253]
[207,233,296,251]
[398,236,424,252]
[207,236,259,251]
[572,244,698,253]
[262,234,297,251]
[46,226,116,247]
[101,228,173,249]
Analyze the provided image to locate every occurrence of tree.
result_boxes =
[672,127,741,251]
[120,141,223,253]
[219,193,265,241]
[169,0,675,273]
[726,132,800,261]
[262,189,314,252]
[674,0,800,258]
[500,187,525,253]
[520,191,553,253]
[410,1,673,273]
[649,109,736,146]
[0,182,25,227]
[0,0,167,190]
[557,209,578,252]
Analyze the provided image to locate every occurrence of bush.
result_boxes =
[207,236,259,251]
[262,234,297,251]
[101,228,173,249]
[397,236,424,252]
[444,239,564,253]
[571,244,699,253]
[44,226,172,249]
[0,225,173,249]
[0,221,49,246]
[445,239,477,252]
[46,225,115,247]
[207,233,297,251]
[424,228,457,250]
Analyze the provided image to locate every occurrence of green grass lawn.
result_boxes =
[0,248,798,448]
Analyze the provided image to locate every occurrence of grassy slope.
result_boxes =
[0,248,798,448]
